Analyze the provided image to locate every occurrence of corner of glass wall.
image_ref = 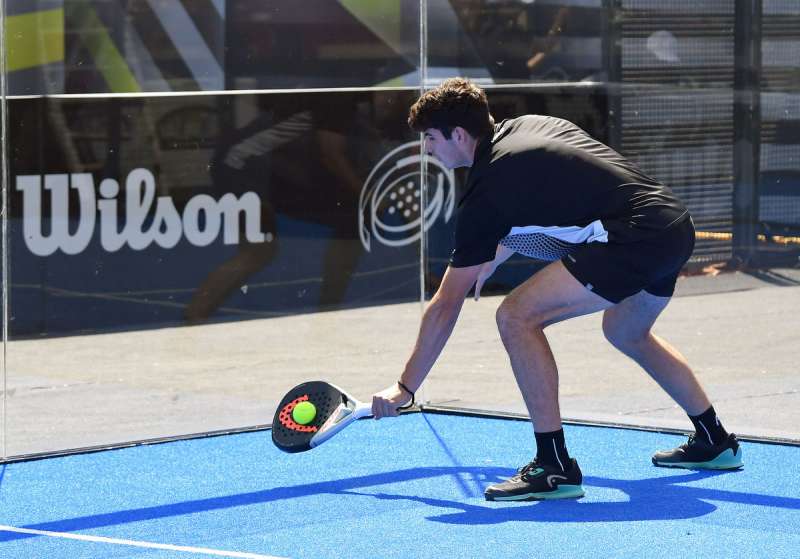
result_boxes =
[420,0,800,441]
[0,0,8,461]
[2,0,426,459]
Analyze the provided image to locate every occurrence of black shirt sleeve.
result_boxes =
[449,194,510,268]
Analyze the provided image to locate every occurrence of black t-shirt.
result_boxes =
[450,115,689,268]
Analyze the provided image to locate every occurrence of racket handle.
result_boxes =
[310,399,373,448]
[352,401,374,420]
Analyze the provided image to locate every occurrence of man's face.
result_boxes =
[423,128,469,169]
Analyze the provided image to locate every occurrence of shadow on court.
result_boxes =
[2,466,798,542]
[356,470,774,525]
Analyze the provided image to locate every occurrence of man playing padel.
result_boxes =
[371,78,742,501]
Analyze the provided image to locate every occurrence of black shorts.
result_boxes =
[561,216,695,304]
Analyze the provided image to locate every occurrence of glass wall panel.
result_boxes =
[3,0,798,460]
[420,0,800,440]
[1,0,8,458]
[5,87,427,457]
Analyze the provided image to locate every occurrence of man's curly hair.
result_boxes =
[408,77,494,140]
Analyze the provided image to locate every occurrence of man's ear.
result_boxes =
[452,126,471,144]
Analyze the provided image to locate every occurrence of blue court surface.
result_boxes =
[1,412,798,559]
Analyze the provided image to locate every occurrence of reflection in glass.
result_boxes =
[2,0,798,460]
[8,90,421,335]
[427,1,604,85]
[227,0,420,89]
[6,1,422,95]
[5,90,425,456]
[187,91,421,321]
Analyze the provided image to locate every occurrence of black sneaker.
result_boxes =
[484,458,585,501]
[652,433,743,470]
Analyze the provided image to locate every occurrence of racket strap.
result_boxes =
[397,381,415,410]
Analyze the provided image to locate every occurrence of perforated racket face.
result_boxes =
[271,381,348,453]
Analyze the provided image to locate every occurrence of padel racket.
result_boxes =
[271,381,408,453]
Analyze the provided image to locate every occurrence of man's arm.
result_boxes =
[371,263,483,418]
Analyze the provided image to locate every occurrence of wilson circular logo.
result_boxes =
[359,141,455,251]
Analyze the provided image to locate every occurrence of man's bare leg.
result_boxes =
[601,290,711,415]
[495,260,613,433]
[602,290,742,469]
[485,260,611,500]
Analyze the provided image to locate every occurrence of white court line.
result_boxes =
[0,525,288,559]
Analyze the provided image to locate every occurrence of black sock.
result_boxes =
[534,429,571,472]
[689,406,729,445]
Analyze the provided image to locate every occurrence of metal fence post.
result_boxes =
[732,0,762,266]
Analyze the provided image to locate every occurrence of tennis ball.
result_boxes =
[292,401,317,425]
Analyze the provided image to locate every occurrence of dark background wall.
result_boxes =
[5,1,799,337]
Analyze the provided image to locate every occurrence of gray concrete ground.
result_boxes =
[3,268,799,458]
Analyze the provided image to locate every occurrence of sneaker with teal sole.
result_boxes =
[484,458,585,501]
[652,433,743,470]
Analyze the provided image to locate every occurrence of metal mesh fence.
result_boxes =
[759,5,800,228]
[619,1,735,262]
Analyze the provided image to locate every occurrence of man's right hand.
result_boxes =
[371,383,412,419]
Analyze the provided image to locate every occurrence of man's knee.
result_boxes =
[496,299,540,340]
[602,316,650,355]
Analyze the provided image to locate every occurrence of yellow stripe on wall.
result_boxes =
[76,5,141,92]
[5,8,65,72]
[338,1,403,55]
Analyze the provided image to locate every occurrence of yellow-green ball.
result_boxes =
[292,401,317,425]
